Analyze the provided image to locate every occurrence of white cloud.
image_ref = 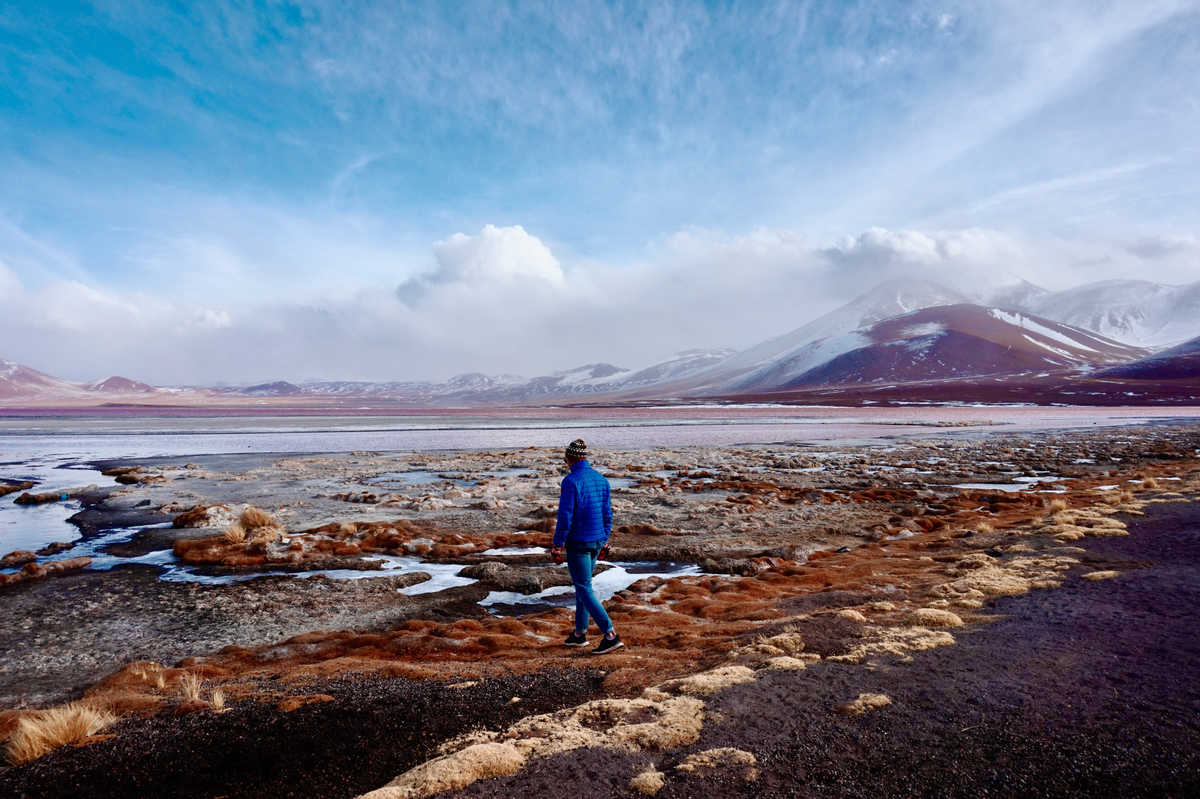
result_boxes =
[397,224,567,308]
[3,220,1199,385]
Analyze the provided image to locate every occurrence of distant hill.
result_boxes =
[89,376,155,393]
[1095,336,1200,381]
[0,359,84,399]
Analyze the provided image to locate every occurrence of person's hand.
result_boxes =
[551,546,564,565]
[599,544,610,560]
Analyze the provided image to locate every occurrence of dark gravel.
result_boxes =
[0,669,606,798]
[458,499,1200,798]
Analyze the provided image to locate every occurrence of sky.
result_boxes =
[1,0,1199,384]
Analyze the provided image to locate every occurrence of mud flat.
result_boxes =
[1,421,1198,797]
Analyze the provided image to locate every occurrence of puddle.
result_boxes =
[480,468,538,480]
[3,528,482,594]
[479,561,704,613]
[479,546,546,556]
[950,476,1065,493]
[364,470,474,488]
[1,458,115,554]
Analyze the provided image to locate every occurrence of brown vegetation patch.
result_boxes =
[277,694,334,712]
[0,480,35,498]
[13,491,65,506]
[0,557,92,587]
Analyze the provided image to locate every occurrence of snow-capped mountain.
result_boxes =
[985,279,1051,311]
[0,361,163,400]
[1007,279,1200,348]
[675,279,969,394]
[1096,335,1200,381]
[0,359,82,399]
[210,350,736,404]
[776,305,1146,388]
[436,350,736,403]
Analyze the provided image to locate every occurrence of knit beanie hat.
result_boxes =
[565,438,588,460]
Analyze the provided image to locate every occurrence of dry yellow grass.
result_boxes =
[5,702,117,765]
[828,626,955,664]
[836,609,868,623]
[373,695,706,798]
[1082,570,1119,581]
[911,608,964,628]
[676,747,759,782]
[629,765,666,795]
[1045,497,1069,513]
[225,506,282,545]
[739,630,806,658]
[839,693,892,715]
[655,665,756,697]
[676,747,757,772]
[360,742,527,799]
[178,672,203,702]
[240,506,277,528]
[211,689,227,711]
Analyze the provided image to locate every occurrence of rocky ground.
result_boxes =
[0,422,1198,797]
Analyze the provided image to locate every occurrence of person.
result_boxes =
[551,438,623,654]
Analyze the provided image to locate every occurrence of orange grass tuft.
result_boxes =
[224,506,282,545]
[178,672,203,702]
[239,506,278,530]
[5,703,117,765]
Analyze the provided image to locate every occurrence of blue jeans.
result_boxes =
[566,543,612,636]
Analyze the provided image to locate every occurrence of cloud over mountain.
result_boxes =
[398,225,566,304]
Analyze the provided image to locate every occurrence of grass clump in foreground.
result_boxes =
[5,702,117,765]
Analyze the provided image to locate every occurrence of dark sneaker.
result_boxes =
[591,634,624,655]
[564,632,589,647]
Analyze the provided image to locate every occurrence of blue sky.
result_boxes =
[1,1,1199,382]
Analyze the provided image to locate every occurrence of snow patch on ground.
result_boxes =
[899,322,946,339]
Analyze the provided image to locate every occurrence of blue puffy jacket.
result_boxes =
[553,460,612,548]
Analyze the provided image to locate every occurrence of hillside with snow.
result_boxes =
[1003,279,1200,348]
[1096,335,1200,381]
[780,305,1145,388]
[0,360,81,399]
